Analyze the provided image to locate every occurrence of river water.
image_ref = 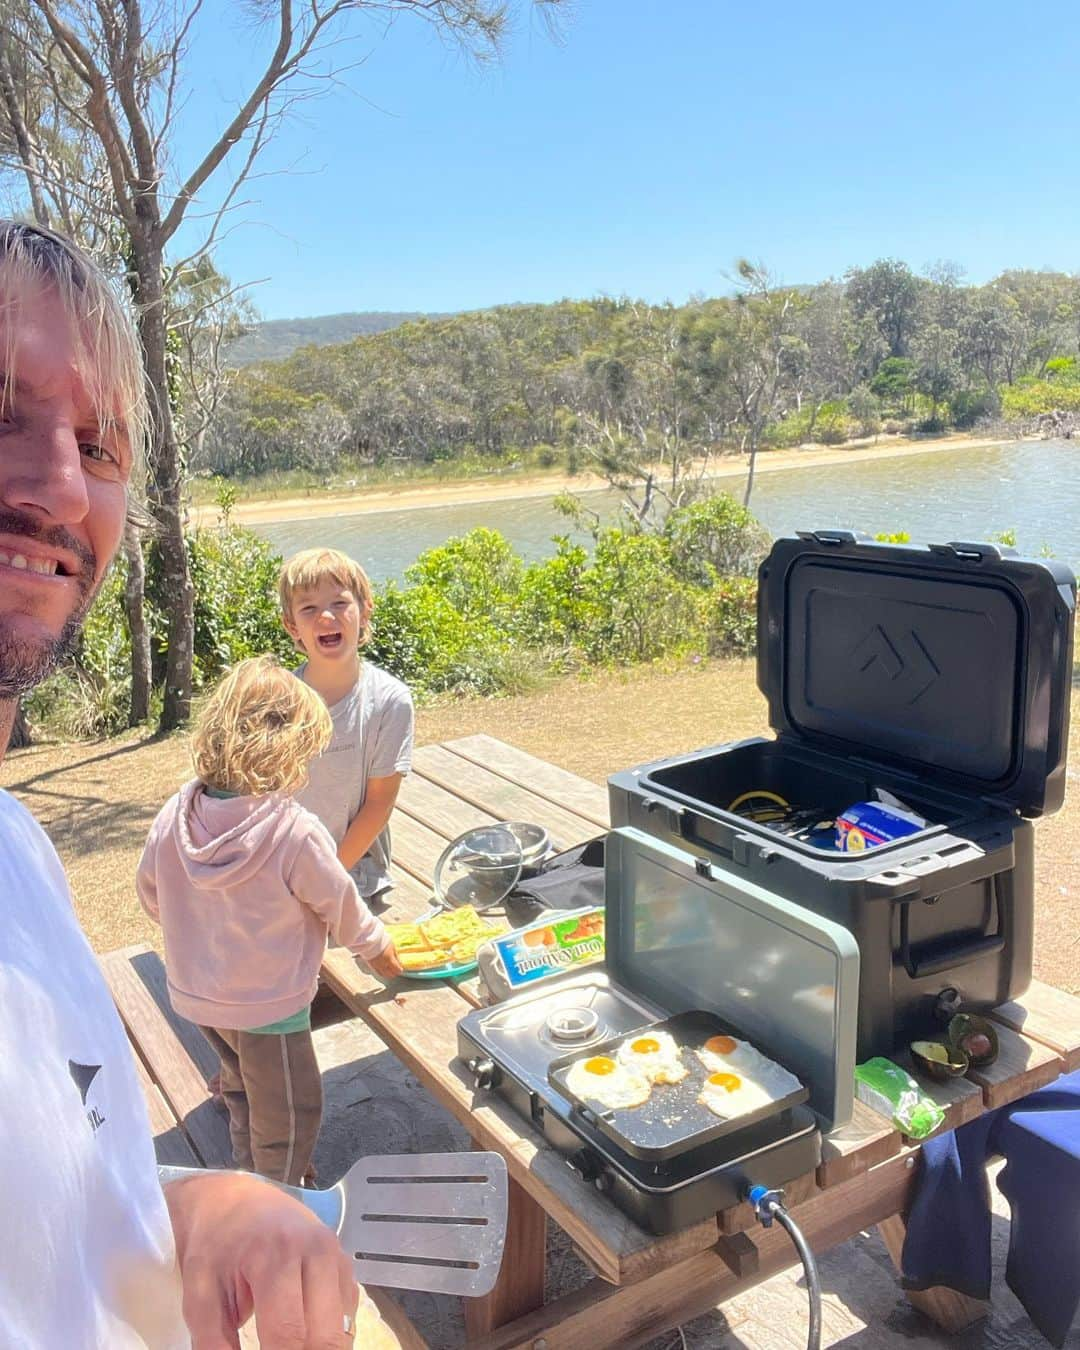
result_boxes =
[253,439,1078,582]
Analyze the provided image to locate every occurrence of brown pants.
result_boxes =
[200,1025,322,1186]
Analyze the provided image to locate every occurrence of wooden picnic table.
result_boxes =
[102,733,1080,1349]
[315,733,1080,1350]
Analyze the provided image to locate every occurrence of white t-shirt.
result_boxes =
[0,789,187,1348]
[296,660,414,898]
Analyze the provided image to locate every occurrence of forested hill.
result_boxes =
[225,311,447,365]
[203,263,1080,481]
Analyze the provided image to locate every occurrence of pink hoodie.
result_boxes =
[136,781,391,1030]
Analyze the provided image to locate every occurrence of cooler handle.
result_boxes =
[896,879,1005,979]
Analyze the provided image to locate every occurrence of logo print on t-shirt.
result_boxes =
[68,1060,106,1133]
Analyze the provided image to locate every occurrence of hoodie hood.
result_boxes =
[172,781,300,889]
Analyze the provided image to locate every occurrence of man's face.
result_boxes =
[283,578,365,665]
[0,284,130,698]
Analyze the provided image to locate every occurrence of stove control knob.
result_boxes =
[467,1057,501,1091]
[568,1149,604,1186]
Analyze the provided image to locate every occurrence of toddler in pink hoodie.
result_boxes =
[137,656,401,1185]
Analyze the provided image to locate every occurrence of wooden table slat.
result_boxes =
[990,978,1080,1072]
[437,734,611,827]
[816,1097,902,1188]
[132,1053,200,1167]
[387,811,461,887]
[396,773,502,841]
[414,743,606,847]
[966,1022,1064,1108]
[100,945,233,1168]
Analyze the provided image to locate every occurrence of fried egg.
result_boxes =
[695,1035,802,1119]
[699,1070,782,1117]
[615,1029,688,1085]
[564,1054,652,1110]
[697,1034,797,1083]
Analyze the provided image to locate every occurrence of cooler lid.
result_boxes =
[757,532,1076,817]
[605,826,859,1129]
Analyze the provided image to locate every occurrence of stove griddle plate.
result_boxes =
[548,1010,808,1161]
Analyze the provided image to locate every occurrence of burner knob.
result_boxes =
[467,1057,500,1091]
[568,1149,604,1186]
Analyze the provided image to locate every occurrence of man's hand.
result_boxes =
[366,944,403,981]
[164,1170,358,1349]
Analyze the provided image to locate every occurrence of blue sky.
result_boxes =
[171,1,1080,320]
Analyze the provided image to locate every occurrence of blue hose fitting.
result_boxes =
[747,1183,785,1227]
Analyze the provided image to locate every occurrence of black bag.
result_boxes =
[504,835,606,927]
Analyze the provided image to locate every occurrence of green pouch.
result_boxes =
[854,1056,946,1140]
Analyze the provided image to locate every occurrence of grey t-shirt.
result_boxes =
[295,661,414,898]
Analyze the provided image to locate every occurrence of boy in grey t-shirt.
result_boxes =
[279,549,414,912]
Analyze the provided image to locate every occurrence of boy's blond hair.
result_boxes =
[278,547,374,647]
[0,221,148,464]
[192,656,332,796]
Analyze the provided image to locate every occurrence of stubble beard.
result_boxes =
[0,510,100,700]
[0,597,93,699]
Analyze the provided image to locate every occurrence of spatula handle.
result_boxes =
[158,1165,346,1233]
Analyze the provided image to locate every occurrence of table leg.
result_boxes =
[464,1170,547,1342]
[878,1214,988,1333]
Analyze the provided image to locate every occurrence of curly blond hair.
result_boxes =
[192,656,332,796]
[278,548,374,647]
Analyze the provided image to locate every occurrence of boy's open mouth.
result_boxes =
[317,632,344,650]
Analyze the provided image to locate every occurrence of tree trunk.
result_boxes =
[743,443,759,507]
[122,520,151,724]
[133,237,194,732]
[7,702,30,750]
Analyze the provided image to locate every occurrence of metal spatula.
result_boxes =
[160,1151,508,1296]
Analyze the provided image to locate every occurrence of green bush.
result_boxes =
[949,387,998,428]
[572,529,702,663]
[702,577,757,656]
[515,539,591,653]
[1001,379,1080,418]
[404,528,523,627]
[186,525,295,685]
[815,400,854,444]
[367,581,509,694]
[25,566,133,738]
[663,495,770,584]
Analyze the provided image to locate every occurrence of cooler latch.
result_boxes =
[928,540,1011,562]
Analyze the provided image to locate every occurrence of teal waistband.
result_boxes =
[247,1005,312,1035]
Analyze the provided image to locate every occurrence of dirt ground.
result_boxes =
[3,654,1079,995]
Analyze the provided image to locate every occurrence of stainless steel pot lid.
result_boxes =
[433,825,524,912]
[498,821,551,867]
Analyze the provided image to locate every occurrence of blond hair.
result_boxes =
[192,656,332,796]
[0,221,148,465]
[278,547,374,646]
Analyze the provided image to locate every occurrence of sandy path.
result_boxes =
[193,433,1021,528]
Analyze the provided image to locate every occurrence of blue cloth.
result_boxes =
[901,1069,1080,1347]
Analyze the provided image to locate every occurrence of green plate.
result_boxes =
[398,957,479,982]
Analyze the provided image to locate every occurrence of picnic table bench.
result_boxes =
[105,734,1080,1350]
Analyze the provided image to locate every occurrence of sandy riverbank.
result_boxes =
[194,433,1020,528]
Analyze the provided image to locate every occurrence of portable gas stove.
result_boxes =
[457,828,860,1234]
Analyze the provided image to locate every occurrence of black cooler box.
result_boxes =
[609,531,1076,1061]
